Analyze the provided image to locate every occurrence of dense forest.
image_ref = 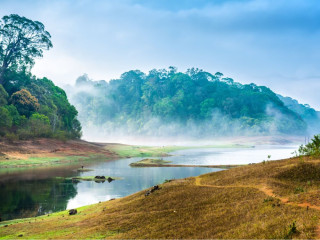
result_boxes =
[66,68,317,138]
[0,14,81,140]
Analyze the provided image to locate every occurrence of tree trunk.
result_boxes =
[0,65,7,85]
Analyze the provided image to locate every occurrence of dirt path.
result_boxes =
[194,176,320,239]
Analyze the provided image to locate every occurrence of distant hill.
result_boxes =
[65,68,317,138]
[277,94,320,134]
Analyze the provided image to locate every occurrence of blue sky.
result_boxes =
[1,0,320,108]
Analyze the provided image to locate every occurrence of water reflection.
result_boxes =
[0,145,297,221]
[0,178,77,220]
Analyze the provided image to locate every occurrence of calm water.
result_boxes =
[0,145,297,221]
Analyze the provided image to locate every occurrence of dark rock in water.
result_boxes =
[69,209,77,215]
[95,176,106,179]
[107,177,114,183]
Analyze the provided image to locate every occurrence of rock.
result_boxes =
[18,234,23,237]
[145,191,151,197]
[69,209,77,215]
[145,185,161,196]
[95,176,106,179]
[107,177,114,182]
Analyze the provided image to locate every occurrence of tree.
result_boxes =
[0,106,12,135]
[0,84,8,106]
[10,89,39,117]
[0,14,52,84]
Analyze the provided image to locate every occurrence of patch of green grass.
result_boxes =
[105,144,187,158]
[0,154,109,169]
[130,158,172,167]
[105,144,252,158]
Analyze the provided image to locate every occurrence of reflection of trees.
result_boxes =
[0,178,77,221]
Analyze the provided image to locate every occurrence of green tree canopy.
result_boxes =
[0,14,52,84]
[0,84,8,106]
[10,89,39,117]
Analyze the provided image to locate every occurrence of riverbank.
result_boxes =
[0,139,118,168]
[2,155,320,239]
[0,139,251,169]
[129,158,242,168]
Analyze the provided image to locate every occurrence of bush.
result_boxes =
[298,135,320,157]
[0,106,12,135]
[5,132,19,142]
[52,130,68,142]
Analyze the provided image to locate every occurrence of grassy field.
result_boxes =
[103,144,189,158]
[2,156,320,238]
[104,143,252,158]
[0,154,111,168]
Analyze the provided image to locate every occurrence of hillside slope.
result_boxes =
[2,156,320,239]
[66,69,311,139]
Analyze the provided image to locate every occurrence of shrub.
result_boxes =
[5,132,19,142]
[298,135,320,157]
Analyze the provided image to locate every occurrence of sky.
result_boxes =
[1,0,320,108]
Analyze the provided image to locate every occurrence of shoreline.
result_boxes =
[129,163,243,169]
[2,156,320,238]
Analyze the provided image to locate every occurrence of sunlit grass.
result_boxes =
[0,154,109,169]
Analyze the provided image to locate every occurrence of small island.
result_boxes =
[130,158,172,167]
[69,176,120,182]
[130,158,241,169]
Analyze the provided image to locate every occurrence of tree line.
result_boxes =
[69,67,311,137]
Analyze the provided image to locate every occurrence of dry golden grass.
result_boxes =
[3,156,320,239]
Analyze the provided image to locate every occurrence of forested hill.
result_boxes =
[0,14,81,140]
[66,68,316,138]
[277,94,320,134]
[0,70,82,140]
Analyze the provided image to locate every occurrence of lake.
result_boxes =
[0,144,297,221]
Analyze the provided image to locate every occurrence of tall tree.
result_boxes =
[0,14,52,84]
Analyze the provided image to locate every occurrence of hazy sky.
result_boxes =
[1,0,320,108]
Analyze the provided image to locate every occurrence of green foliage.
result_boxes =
[0,106,12,135]
[294,187,304,194]
[5,132,19,142]
[284,222,297,239]
[68,68,308,136]
[0,72,82,140]
[0,84,8,106]
[5,104,20,126]
[0,14,52,84]
[298,135,320,157]
[0,13,81,140]
[10,89,39,117]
